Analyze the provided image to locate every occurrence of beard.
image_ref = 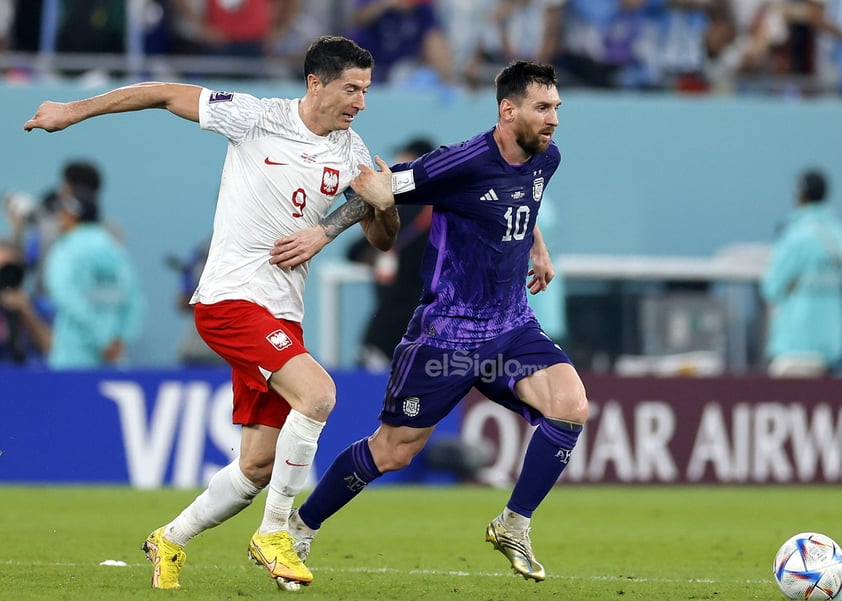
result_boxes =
[515,129,552,157]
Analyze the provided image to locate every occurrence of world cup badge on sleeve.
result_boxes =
[208,91,234,103]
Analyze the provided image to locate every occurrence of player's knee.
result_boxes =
[372,443,418,473]
[383,448,415,472]
[545,387,589,425]
[295,386,336,422]
[307,394,335,422]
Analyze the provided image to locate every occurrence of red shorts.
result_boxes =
[194,300,308,428]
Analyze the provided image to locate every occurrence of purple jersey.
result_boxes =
[392,128,561,348]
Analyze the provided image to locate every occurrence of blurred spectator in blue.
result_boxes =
[347,137,436,371]
[801,0,842,93]
[437,0,493,88]
[167,236,225,366]
[543,0,652,88]
[761,169,842,377]
[641,0,734,93]
[440,0,561,89]
[0,238,51,365]
[44,184,144,368]
[347,0,455,87]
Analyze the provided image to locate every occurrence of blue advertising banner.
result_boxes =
[0,369,460,487]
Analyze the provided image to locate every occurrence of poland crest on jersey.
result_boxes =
[532,177,544,202]
[321,167,340,195]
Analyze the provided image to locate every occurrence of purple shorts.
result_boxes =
[380,321,572,428]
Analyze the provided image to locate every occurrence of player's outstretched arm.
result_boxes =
[527,224,555,295]
[24,82,202,132]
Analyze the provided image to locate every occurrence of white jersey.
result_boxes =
[191,88,371,322]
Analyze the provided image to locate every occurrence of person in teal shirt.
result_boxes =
[761,169,842,376]
[44,185,144,368]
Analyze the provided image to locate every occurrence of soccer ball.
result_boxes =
[773,532,842,600]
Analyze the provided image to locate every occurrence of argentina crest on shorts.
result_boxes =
[402,396,421,417]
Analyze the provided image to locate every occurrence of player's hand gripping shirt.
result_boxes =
[392,128,561,348]
[191,89,371,321]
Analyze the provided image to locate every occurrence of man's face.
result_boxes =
[313,68,372,135]
[511,83,561,157]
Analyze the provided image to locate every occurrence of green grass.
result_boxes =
[0,485,837,600]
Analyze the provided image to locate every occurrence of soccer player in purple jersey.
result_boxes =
[271,60,589,582]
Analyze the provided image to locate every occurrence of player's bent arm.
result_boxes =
[531,225,550,264]
[24,82,201,132]
[270,193,390,268]
[360,205,399,251]
[528,225,555,294]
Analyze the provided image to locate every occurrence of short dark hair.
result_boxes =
[63,161,101,192]
[303,36,374,86]
[399,137,435,158]
[60,184,99,223]
[495,61,558,106]
[799,170,828,203]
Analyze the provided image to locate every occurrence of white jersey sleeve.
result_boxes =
[191,88,372,323]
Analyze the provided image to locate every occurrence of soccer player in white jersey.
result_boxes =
[24,36,399,591]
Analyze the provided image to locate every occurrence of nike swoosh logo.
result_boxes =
[285,459,310,467]
[265,157,288,166]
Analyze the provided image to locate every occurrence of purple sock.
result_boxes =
[507,419,582,518]
[298,439,381,530]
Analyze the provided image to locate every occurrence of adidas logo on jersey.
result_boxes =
[480,189,498,202]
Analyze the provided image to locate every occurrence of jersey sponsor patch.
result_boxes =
[266,329,292,351]
[208,91,234,103]
[321,167,340,195]
[392,170,416,194]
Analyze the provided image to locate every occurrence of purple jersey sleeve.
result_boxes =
[391,129,561,348]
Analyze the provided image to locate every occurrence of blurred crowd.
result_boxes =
[1,161,144,369]
[0,0,841,95]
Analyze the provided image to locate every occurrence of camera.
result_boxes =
[3,191,36,222]
[0,263,24,290]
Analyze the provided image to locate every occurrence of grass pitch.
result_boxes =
[0,484,836,600]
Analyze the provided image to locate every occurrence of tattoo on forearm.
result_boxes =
[319,194,372,239]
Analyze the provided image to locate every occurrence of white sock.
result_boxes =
[164,462,261,546]
[500,508,530,533]
[259,410,324,534]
